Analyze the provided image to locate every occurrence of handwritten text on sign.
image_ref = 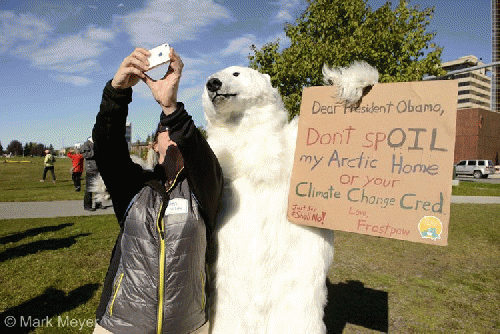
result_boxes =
[287,81,458,246]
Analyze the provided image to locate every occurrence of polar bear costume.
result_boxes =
[203,63,378,334]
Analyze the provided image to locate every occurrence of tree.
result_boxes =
[7,140,23,156]
[249,0,445,118]
[31,143,46,156]
[24,142,35,156]
[0,142,3,155]
[197,126,207,139]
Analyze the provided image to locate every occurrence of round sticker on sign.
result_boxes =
[418,216,443,241]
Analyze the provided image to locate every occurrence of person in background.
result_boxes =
[145,140,159,169]
[40,149,56,183]
[81,136,99,210]
[67,149,84,191]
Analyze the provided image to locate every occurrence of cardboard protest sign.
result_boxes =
[287,81,458,246]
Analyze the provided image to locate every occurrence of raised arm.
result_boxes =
[92,48,152,222]
[143,48,223,229]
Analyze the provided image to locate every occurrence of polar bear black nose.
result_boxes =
[207,78,222,92]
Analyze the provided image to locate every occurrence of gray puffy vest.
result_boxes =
[99,172,207,334]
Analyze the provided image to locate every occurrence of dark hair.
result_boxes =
[153,128,160,144]
[153,124,169,143]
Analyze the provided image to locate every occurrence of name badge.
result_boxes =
[165,198,189,215]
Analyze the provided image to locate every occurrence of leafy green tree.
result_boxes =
[32,143,45,156]
[197,126,207,139]
[24,142,37,157]
[249,0,445,118]
[7,140,23,156]
[0,142,3,155]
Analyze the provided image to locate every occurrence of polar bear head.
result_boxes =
[202,66,284,128]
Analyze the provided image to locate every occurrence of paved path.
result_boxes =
[0,196,499,219]
[0,200,114,219]
[450,196,500,204]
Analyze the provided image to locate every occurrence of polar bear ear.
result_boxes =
[262,73,277,91]
[262,73,275,88]
[260,73,281,102]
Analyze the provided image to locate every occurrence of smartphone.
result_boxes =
[147,43,171,71]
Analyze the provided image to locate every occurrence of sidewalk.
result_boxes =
[0,200,114,219]
[0,197,498,220]
[450,196,500,204]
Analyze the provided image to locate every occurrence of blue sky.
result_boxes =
[0,0,494,150]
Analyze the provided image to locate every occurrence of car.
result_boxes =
[455,159,496,179]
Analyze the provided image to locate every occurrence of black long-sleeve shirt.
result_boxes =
[92,80,223,230]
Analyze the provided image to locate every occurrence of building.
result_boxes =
[125,122,132,145]
[454,108,500,164]
[439,55,499,164]
[443,2,500,164]
[441,55,492,110]
[493,0,499,112]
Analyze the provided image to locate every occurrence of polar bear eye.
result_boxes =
[233,72,240,77]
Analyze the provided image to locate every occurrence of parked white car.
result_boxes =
[455,160,496,179]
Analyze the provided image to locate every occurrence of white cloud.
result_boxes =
[84,25,115,42]
[53,74,92,86]
[0,11,53,54]
[5,19,115,77]
[119,0,231,48]
[182,56,213,68]
[276,10,292,22]
[28,35,105,67]
[0,10,116,84]
[0,10,14,19]
[265,31,290,48]
[219,32,290,62]
[221,34,256,57]
[46,59,100,74]
[0,1,231,88]
[273,0,301,23]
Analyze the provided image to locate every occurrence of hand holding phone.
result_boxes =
[147,43,171,71]
[142,47,184,116]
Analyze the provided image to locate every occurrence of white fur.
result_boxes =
[322,61,379,104]
[88,173,110,205]
[204,66,335,334]
[89,154,155,206]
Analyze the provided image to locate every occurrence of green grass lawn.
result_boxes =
[0,204,498,333]
[0,215,119,333]
[328,204,499,332]
[1,157,499,332]
[452,179,500,197]
[2,157,499,202]
[0,157,88,202]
